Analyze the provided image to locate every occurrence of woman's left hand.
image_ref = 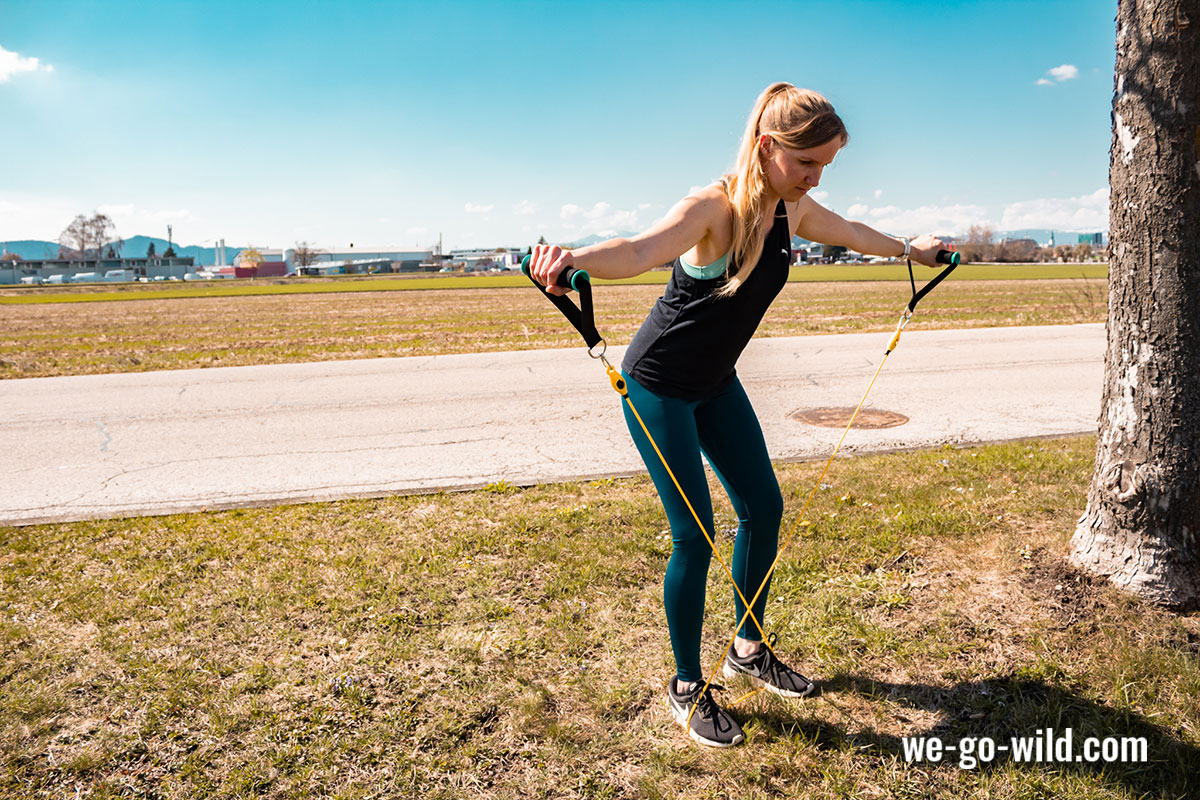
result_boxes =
[909,234,951,268]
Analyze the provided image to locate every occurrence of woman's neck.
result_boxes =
[759,188,781,216]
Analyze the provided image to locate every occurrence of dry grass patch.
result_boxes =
[0,278,1106,379]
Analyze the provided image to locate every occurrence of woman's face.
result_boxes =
[760,136,843,202]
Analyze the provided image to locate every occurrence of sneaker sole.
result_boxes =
[667,696,744,748]
[721,663,817,698]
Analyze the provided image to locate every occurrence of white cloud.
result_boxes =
[0,193,76,242]
[406,226,428,236]
[464,202,494,214]
[999,187,1108,231]
[0,195,205,244]
[809,190,830,203]
[837,202,994,236]
[829,188,1108,239]
[0,45,53,83]
[874,189,884,199]
[96,203,200,237]
[512,199,536,216]
[1049,64,1079,81]
[558,200,648,234]
[1037,64,1079,85]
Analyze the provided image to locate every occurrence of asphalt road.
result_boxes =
[0,323,1104,526]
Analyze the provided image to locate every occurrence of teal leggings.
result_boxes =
[621,372,783,682]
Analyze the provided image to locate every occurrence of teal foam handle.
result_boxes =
[519,254,590,291]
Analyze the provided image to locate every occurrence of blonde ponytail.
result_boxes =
[717,82,848,297]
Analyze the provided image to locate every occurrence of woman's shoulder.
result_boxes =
[684,182,734,230]
[686,182,731,209]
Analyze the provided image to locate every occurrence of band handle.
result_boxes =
[520,254,602,349]
[907,249,961,313]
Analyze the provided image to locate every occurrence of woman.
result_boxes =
[530,82,947,748]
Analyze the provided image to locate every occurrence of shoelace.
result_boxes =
[761,650,798,688]
[686,683,731,732]
[752,634,807,691]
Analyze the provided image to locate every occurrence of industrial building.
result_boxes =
[0,256,197,285]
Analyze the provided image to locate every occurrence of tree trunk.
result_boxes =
[1070,0,1200,608]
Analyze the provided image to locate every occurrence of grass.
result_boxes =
[0,275,1109,379]
[3,435,1198,798]
[0,264,1107,304]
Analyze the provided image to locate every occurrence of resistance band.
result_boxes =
[521,249,961,729]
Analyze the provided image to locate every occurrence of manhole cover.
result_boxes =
[789,407,909,429]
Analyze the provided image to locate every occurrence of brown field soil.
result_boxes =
[0,278,1106,379]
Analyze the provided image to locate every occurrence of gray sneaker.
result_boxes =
[722,635,816,698]
[667,677,744,748]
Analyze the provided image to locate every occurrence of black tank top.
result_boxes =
[622,200,791,400]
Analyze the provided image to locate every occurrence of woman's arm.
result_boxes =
[529,188,726,294]
[793,195,946,267]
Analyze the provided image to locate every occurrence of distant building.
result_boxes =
[253,247,433,273]
[297,258,393,276]
[447,248,524,272]
[235,261,288,279]
[1078,232,1107,246]
[0,256,196,285]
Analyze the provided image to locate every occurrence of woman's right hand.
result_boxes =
[530,244,575,296]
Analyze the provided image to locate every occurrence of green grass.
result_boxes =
[2,435,1197,798]
[0,264,1107,305]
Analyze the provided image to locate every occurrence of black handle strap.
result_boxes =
[520,254,603,350]
[906,249,962,313]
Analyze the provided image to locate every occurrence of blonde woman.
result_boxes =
[530,82,947,748]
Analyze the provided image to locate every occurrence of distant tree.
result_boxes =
[822,244,848,260]
[58,216,89,257]
[58,212,116,261]
[1072,243,1095,262]
[1071,0,1200,608]
[993,240,1012,263]
[293,241,322,268]
[163,244,177,258]
[958,225,995,263]
[147,242,156,258]
[239,248,263,281]
[105,246,116,258]
[0,250,21,264]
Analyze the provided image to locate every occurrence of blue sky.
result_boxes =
[1,0,1116,250]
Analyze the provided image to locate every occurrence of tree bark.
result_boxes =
[1070,0,1200,608]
